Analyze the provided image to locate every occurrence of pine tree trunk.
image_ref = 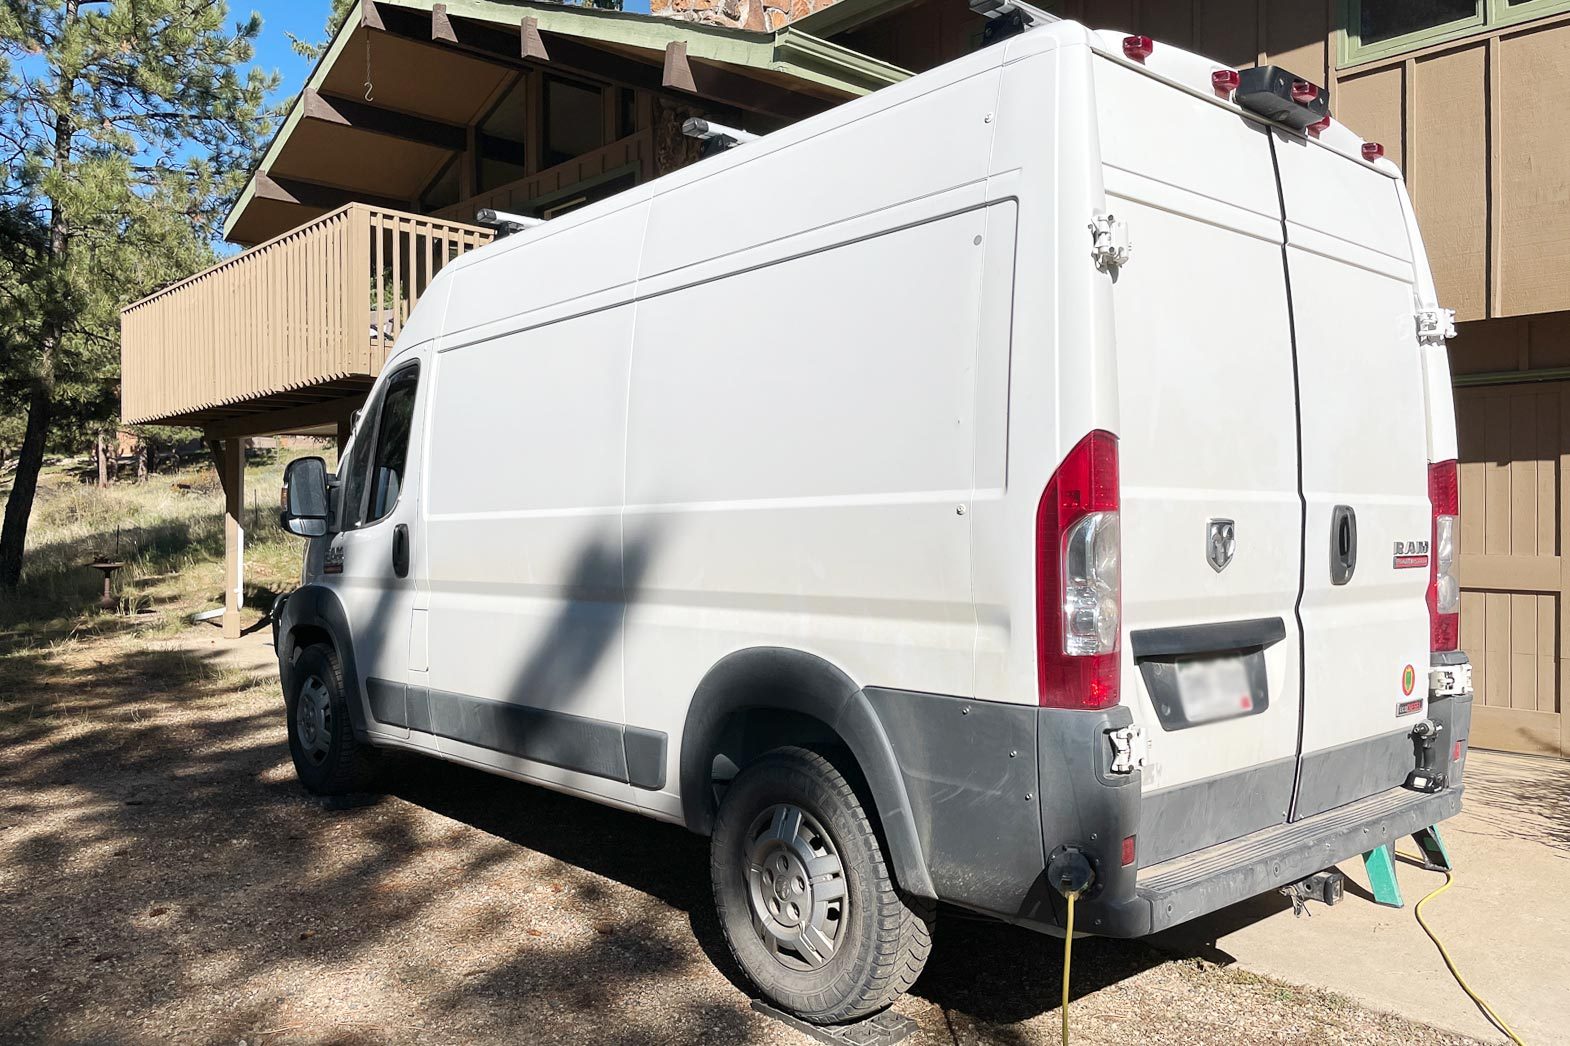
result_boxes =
[0,378,54,589]
[96,434,108,488]
[0,0,73,590]
[137,440,150,482]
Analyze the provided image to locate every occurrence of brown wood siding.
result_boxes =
[120,204,492,428]
[1066,0,1329,83]
[1456,382,1569,757]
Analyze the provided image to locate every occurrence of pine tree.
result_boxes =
[0,0,277,589]
[286,0,354,60]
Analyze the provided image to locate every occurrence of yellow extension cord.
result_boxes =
[1060,889,1081,1046]
[1056,862,1526,1046]
[1400,851,1527,1046]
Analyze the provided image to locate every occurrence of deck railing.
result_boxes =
[121,204,493,426]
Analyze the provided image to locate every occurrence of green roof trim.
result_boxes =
[222,0,908,241]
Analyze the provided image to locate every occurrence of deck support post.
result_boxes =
[209,437,246,639]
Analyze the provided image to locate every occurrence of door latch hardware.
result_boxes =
[1416,306,1456,345]
[1107,723,1147,774]
[1089,213,1132,271]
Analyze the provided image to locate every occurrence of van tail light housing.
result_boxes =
[1037,430,1121,710]
[1429,460,1459,652]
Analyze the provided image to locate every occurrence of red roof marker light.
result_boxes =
[1122,35,1153,61]
[1291,80,1318,104]
[1362,142,1385,161]
[1212,69,1240,95]
[1307,115,1331,136]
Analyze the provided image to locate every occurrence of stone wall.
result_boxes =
[649,0,837,32]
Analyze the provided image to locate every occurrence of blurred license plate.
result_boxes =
[1176,657,1254,724]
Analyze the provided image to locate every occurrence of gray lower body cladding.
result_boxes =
[863,686,1470,939]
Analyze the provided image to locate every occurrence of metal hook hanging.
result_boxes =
[363,30,374,102]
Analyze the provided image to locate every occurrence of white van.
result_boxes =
[274,18,1474,1024]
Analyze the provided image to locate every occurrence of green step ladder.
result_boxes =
[1362,825,1452,907]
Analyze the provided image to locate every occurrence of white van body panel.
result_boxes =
[279,19,1470,942]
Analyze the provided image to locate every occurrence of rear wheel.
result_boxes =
[285,643,378,795]
[711,746,933,1023]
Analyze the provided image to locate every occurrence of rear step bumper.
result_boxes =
[1124,783,1462,935]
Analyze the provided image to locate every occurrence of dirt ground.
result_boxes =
[0,625,1493,1046]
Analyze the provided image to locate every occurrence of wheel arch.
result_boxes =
[276,584,368,739]
[679,647,938,900]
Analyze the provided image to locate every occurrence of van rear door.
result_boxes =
[1095,60,1305,866]
[1270,134,1433,819]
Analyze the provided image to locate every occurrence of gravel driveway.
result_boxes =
[0,628,1489,1045]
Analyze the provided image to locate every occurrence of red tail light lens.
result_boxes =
[1122,35,1153,61]
[1121,835,1137,867]
[1037,430,1121,710]
[1429,460,1459,652]
[1212,69,1240,95]
[1362,142,1385,160]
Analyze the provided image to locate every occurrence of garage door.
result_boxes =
[1456,382,1570,758]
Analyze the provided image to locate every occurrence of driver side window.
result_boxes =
[337,361,420,530]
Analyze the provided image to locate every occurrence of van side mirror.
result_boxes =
[280,456,331,537]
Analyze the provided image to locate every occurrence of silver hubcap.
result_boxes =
[296,675,333,765]
[745,804,848,971]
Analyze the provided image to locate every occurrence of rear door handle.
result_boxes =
[392,523,410,579]
[1330,505,1357,585]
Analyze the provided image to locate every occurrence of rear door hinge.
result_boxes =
[1416,306,1456,345]
[1107,723,1147,774]
[1089,212,1132,272]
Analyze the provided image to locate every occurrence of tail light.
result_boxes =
[1037,430,1121,710]
[1428,460,1459,651]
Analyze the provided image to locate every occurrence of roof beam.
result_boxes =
[363,0,826,121]
[302,89,468,151]
[255,172,410,213]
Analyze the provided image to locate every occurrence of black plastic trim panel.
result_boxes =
[1130,617,1287,659]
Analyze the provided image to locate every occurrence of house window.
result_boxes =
[542,75,605,169]
[477,79,527,192]
[1341,0,1570,66]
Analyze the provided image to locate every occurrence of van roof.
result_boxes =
[446,18,1399,281]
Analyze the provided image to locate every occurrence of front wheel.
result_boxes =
[710,746,933,1023]
[284,643,378,795]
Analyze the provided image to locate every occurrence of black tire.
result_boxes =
[711,746,934,1023]
[284,643,378,795]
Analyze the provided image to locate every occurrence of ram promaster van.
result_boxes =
[273,16,1474,1024]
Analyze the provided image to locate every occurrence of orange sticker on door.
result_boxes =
[1401,664,1416,696]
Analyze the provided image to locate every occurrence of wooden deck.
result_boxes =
[120,204,492,432]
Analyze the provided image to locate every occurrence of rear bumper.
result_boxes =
[1131,783,1460,935]
[868,667,1472,939]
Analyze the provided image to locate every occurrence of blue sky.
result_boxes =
[247,0,652,107]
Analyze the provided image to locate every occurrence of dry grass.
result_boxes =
[0,449,313,647]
